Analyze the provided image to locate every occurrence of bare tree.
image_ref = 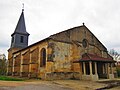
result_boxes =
[0,54,7,75]
[109,49,120,62]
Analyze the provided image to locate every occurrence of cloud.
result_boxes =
[1,0,120,58]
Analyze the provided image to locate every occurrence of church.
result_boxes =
[7,8,115,81]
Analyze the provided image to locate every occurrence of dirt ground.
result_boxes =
[0,79,120,90]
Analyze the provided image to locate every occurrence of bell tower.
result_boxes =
[11,7,29,49]
[7,6,29,75]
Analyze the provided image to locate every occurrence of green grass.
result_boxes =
[0,76,25,81]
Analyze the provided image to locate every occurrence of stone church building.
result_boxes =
[7,9,115,81]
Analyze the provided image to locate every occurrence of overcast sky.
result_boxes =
[0,0,120,58]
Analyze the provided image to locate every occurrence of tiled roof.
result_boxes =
[74,53,115,63]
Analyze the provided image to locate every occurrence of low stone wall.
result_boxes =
[109,74,114,79]
[82,74,98,81]
[91,74,98,81]
[45,72,81,80]
[29,72,38,78]
[21,72,29,77]
[13,72,20,76]
[82,75,91,80]
[73,72,81,79]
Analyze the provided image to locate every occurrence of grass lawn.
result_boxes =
[0,76,25,81]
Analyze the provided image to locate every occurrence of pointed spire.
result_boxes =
[22,3,24,12]
[10,5,29,49]
[12,4,29,36]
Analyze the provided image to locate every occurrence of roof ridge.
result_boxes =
[49,25,84,38]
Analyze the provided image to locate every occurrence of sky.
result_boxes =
[0,0,120,58]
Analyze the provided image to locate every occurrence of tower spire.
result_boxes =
[10,4,29,48]
[22,3,24,12]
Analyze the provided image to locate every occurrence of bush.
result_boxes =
[0,76,24,81]
[0,59,7,75]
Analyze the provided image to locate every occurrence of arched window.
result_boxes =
[40,48,46,67]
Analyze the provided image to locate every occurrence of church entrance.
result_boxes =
[97,62,107,79]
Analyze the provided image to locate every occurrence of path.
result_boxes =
[0,81,72,90]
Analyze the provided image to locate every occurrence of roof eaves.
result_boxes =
[13,37,51,54]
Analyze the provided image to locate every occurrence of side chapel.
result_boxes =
[7,8,115,81]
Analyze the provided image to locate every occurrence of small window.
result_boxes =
[82,39,88,48]
[20,36,24,43]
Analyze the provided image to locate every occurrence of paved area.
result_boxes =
[0,81,72,90]
[0,79,120,90]
[0,84,72,90]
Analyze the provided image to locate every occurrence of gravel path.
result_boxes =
[0,83,72,90]
[1,79,120,90]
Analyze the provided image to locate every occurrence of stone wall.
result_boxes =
[7,25,113,80]
[45,72,80,80]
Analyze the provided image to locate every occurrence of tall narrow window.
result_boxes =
[20,36,24,43]
[12,37,14,43]
[40,48,46,67]
[82,39,88,48]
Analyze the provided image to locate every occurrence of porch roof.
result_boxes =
[74,53,115,63]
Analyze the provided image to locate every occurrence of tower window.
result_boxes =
[12,37,14,43]
[20,36,24,43]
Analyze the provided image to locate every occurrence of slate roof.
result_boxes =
[11,10,29,36]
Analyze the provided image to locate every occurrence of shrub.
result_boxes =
[0,59,7,75]
[0,76,24,81]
